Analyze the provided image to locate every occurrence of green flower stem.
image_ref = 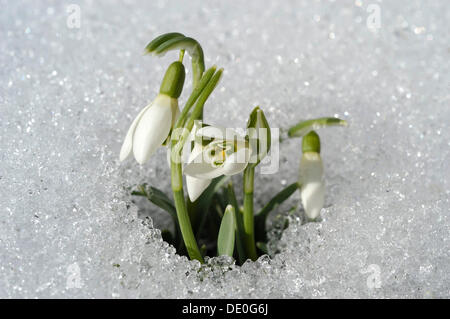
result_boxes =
[243,166,258,261]
[179,49,185,62]
[170,68,223,172]
[148,35,205,92]
[182,68,223,135]
[173,66,216,130]
[171,160,203,263]
[192,60,205,119]
[169,67,223,263]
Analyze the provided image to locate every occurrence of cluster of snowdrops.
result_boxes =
[119,33,347,265]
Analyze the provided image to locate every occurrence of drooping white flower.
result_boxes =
[184,126,251,181]
[186,140,212,202]
[120,94,180,164]
[298,131,324,220]
[164,121,212,202]
[120,61,185,164]
[299,152,325,220]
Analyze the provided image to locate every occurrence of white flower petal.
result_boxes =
[186,176,212,202]
[132,95,174,164]
[188,142,204,162]
[119,103,152,161]
[298,152,324,184]
[166,147,171,168]
[222,147,251,176]
[301,182,325,219]
[299,152,325,219]
[183,151,225,179]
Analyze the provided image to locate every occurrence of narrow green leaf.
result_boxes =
[145,32,185,54]
[152,36,205,88]
[184,68,223,128]
[143,185,178,221]
[227,183,246,264]
[133,185,180,246]
[154,37,203,59]
[256,183,299,219]
[173,66,216,130]
[217,205,236,257]
[254,182,299,242]
[246,106,271,166]
[288,117,348,138]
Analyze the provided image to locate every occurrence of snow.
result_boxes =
[0,0,448,298]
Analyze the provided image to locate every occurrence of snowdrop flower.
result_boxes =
[184,126,251,182]
[120,61,185,164]
[178,122,214,202]
[185,138,212,202]
[165,122,213,202]
[299,131,325,220]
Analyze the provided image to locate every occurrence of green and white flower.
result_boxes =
[185,139,212,202]
[182,122,212,202]
[184,126,251,181]
[120,61,185,164]
[299,131,325,220]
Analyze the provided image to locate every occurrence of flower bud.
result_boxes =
[246,106,271,165]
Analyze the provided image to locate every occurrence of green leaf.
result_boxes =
[154,37,203,60]
[145,32,185,54]
[133,184,180,246]
[173,66,216,130]
[288,117,348,138]
[145,34,205,88]
[254,182,299,242]
[246,106,271,166]
[227,183,246,264]
[217,205,236,257]
[139,185,177,221]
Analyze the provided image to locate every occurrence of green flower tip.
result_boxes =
[159,61,186,98]
[247,106,270,131]
[302,130,321,153]
[246,106,260,128]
